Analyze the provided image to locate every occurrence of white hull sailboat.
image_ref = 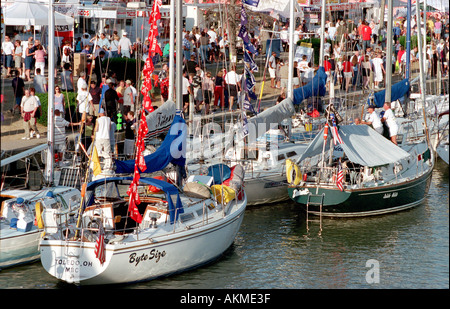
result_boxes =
[0,187,81,269]
[39,175,246,285]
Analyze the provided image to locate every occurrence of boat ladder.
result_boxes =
[306,193,325,236]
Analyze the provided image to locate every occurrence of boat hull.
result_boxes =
[245,174,290,206]
[0,229,41,269]
[287,169,433,217]
[40,202,246,285]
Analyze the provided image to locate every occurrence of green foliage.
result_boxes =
[398,35,432,49]
[35,92,78,126]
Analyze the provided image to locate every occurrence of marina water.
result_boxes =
[0,159,448,289]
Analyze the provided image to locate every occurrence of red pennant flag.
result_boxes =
[127,181,143,223]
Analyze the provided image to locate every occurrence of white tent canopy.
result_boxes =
[4,0,74,26]
[245,0,302,19]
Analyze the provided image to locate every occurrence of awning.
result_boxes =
[296,124,411,167]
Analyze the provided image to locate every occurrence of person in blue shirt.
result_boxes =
[393,23,401,42]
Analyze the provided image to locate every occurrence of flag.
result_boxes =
[330,114,344,145]
[240,5,248,25]
[244,66,256,92]
[94,221,106,265]
[242,112,249,137]
[336,162,344,192]
[238,24,258,55]
[244,50,258,72]
[242,95,257,115]
[127,180,143,223]
[92,146,102,176]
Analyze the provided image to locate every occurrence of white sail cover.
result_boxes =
[145,100,176,139]
[296,125,411,167]
[247,97,295,135]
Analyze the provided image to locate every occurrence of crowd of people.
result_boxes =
[2,11,449,153]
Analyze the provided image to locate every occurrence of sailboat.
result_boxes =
[39,0,247,286]
[0,0,81,269]
[285,0,436,218]
[187,1,328,206]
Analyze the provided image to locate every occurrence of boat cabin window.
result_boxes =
[286,151,297,158]
[277,154,286,161]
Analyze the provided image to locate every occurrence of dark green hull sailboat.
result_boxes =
[286,125,434,217]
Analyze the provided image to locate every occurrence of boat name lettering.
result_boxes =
[54,259,93,267]
[383,192,398,199]
[129,249,166,266]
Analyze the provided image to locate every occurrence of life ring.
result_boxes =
[286,159,302,185]
[35,201,44,229]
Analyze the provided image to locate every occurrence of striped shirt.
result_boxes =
[54,116,70,145]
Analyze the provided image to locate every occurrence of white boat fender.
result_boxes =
[292,188,310,198]
[286,159,302,185]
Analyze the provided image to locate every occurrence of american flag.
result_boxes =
[95,221,106,265]
[330,114,344,145]
[336,163,344,192]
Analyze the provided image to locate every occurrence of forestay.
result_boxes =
[296,125,411,167]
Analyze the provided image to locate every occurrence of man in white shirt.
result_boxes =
[20,89,40,139]
[2,35,15,77]
[362,105,383,134]
[77,71,88,93]
[224,65,241,111]
[95,110,112,171]
[118,32,133,59]
[382,102,399,145]
[268,51,277,88]
[76,84,94,121]
[207,27,217,45]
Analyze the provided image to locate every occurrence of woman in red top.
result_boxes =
[397,46,405,75]
[342,56,353,92]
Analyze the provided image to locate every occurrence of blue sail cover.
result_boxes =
[368,78,410,108]
[115,114,187,174]
[293,66,327,106]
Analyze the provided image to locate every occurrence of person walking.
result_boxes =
[34,44,46,76]
[10,70,24,115]
[224,65,241,111]
[20,89,40,140]
[2,35,15,78]
[213,69,225,110]
[372,52,385,89]
[54,86,65,117]
[118,32,133,58]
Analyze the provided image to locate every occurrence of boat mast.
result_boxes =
[405,0,412,80]
[318,0,326,67]
[287,0,295,98]
[415,0,431,147]
[168,0,175,101]
[385,0,394,104]
[175,0,183,112]
[45,0,55,185]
